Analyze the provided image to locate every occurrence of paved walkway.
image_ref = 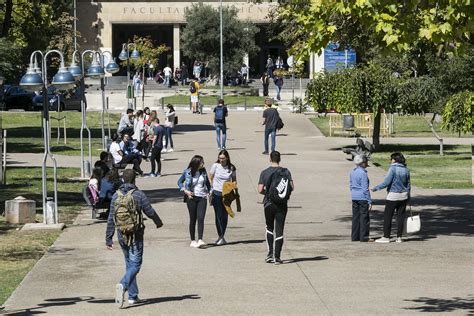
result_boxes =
[3,112,474,315]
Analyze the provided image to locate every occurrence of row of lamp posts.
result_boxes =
[18,48,125,225]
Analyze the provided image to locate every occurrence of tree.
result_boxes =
[122,35,169,108]
[441,91,473,136]
[181,4,259,79]
[275,0,472,62]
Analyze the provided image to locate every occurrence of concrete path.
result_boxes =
[3,112,474,315]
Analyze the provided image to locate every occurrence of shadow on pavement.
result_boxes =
[283,256,329,264]
[403,295,474,314]
[142,188,182,203]
[334,195,474,240]
[174,124,215,133]
[124,294,201,309]
[202,239,265,249]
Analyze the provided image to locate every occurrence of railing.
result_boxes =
[329,113,390,137]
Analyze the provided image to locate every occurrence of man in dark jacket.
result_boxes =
[106,169,163,308]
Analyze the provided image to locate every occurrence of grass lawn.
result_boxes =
[162,95,266,106]
[1,112,121,155]
[369,144,473,189]
[0,167,85,305]
[310,114,473,138]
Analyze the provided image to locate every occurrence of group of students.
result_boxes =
[114,105,177,177]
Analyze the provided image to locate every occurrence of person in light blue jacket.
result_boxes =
[372,152,411,243]
[349,155,373,242]
[178,155,211,248]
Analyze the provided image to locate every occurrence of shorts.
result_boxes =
[191,96,199,103]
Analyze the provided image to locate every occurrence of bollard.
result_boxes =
[45,197,56,224]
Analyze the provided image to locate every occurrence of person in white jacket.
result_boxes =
[163,104,176,152]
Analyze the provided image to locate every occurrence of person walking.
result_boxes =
[213,99,228,150]
[163,104,176,153]
[209,150,237,245]
[190,79,200,114]
[178,155,211,248]
[266,55,274,78]
[106,169,163,309]
[257,151,294,265]
[148,118,165,177]
[273,73,284,101]
[372,152,411,243]
[180,63,189,86]
[350,155,374,242]
[193,61,201,80]
[163,65,173,88]
[262,99,280,154]
[275,56,284,69]
[261,72,270,97]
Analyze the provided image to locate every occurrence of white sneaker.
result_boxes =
[161,148,167,153]
[168,148,174,152]
[375,237,391,243]
[190,240,198,248]
[197,239,206,248]
[155,173,162,178]
[396,237,403,243]
[115,283,125,309]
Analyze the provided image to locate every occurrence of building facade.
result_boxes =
[77,0,322,77]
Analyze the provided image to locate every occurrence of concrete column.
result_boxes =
[173,24,180,70]
[243,53,249,81]
[310,51,325,77]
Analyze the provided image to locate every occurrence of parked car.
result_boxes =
[33,86,83,112]
[1,85,35,111]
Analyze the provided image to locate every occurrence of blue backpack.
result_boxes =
[215,106,225,123]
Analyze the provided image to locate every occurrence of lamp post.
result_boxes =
[219,0,224,99]
[0,71,4,184]
[98,51,119,149]
[118,43,140,109]
[20,50,75,224]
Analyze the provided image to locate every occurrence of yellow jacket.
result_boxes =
[222,181,241,218]
[191,82,200,97]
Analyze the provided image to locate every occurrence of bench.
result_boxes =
[82,185,109,219]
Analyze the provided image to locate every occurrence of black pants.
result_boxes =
[187,196,207,240]
[383,199,408,238]
[351,200,370,241]
[263,84,269,96]
[213,192,228,238]
[150,147,162,174]
[120,154,142,174]
[264,203,288,259]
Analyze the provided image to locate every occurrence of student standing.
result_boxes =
[163,104,176,153]
[257,151,294,264]
[261,73,270,97]
[209,150,237,245]
[148,118,165,177]
[178,155,211,248]
[350,155,373,242]
[106,169,163,308]
[213,99,228,150]
[190,79,200,114]
[262,99,280,154]
[373,152,411,243]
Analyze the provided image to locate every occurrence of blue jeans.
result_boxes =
[164,126,174,149]
[275,85,282,100]
[215,123,227,149]
[165,75,171,88]
[351,200,370,241]
[212,191,228,238]
[119,236,143,300]
[264,128,276,152]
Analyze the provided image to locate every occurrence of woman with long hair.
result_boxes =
[209,149,237,245]
[178,155,211,248]
[372,152,411,243]
[163,104,176,153]
[143,110,157,159]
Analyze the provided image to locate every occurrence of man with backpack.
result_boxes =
[257,151,294,265]
[190,79,200,114]
[213,99,228,150]
[106,169,163,308]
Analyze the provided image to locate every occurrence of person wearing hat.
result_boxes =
[349,155,373,242]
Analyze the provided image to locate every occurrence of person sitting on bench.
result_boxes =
[109,133,144,176]
[97,168,122,219]
[117,108,135,137]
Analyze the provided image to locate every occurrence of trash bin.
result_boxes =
[343,115,355,129]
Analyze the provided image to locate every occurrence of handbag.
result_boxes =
[174,116,178,125]
[276,117,284,130]
[404,205,421,234]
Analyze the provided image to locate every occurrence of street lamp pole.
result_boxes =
[73,0,77,51]
[20,50,75,224]
[219,0,224,99]
[119,43,139,110]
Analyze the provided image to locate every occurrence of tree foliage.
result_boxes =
[181,4,259,77]
[441,91,473,135]
[275,0,473,61]
[123,35,169,71]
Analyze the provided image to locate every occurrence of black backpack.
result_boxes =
[190,82,196,93]
[215,106,225,123]
[266,168,292,205]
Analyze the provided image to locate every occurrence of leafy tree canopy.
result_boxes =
[122,35,169,71]
[181,4,259,77]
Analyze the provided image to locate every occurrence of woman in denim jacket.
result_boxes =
[178,155,211,248]
[372,152,411,243]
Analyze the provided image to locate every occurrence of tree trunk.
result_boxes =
[1,0,13,37]
[372,107,381,147]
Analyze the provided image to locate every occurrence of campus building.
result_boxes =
[77,0,326,77]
